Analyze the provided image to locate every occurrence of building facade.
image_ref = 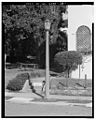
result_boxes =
[68,5,93,79]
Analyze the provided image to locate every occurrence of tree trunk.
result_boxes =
[68,69,70,78]
[67,69,70,87]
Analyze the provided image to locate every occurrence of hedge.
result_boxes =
[6,73,29,91]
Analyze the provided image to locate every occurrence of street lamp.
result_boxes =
[45,19,51,98]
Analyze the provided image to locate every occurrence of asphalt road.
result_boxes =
[5,101,92,117]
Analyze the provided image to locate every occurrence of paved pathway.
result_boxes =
[6,97,92,107]
[5,101,92,116]
[5,91,92,116]
[5,91,92,108]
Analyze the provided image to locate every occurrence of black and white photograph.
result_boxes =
[1,1,94,118]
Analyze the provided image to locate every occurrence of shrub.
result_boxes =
[54,51,82,77]
[30,70,45,77]
[6,73,29,91]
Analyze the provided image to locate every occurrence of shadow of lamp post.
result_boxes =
[45,19,51,99]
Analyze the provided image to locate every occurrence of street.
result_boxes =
[5,101,92,117]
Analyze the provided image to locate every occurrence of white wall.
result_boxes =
[68,5,93,51]
[72,56,92,79]
[68,5,93,79]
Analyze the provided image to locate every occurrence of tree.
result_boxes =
[56,31,67,51]
[3,3,68,63]
[54,51,82,77]
[37,32,67,69]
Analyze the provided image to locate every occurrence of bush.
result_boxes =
[30,70,45,77]
[6,73,29,91]
[54,51,82,77]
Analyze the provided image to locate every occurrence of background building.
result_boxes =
[68,5,94,79]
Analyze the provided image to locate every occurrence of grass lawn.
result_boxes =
[5,68,92,96]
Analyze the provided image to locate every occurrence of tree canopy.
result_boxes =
[3,3,68,64]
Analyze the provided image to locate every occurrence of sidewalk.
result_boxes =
[5,91,42,99]
[5,90,92,109]
[5,90,92,100]
[49,94,92,101]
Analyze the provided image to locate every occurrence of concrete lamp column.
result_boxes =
[45,19,51,99]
